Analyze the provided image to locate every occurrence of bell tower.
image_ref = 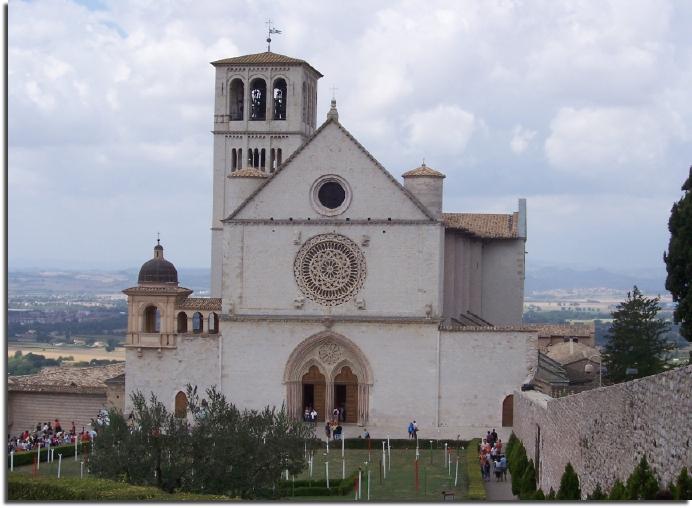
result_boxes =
[209,50,322,296]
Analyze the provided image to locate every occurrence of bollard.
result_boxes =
[80,461,84,479]
[10,451,14,472]
[37,444,41,471]
[367,468,371,500]
[454,457,459,486]
[415,457,419,492]
[342,458,345,479]
[58,454,62,479]
[358,469,362,500]
[325,461,330,489]
[387,437,391,472]
[342,430,345,458]
[382,442,386,480]
[75,438,78,461]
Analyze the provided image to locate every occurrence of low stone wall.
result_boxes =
[513,365,692,498]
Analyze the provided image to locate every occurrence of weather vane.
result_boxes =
[265,19,282,52]
[156,232,160,245]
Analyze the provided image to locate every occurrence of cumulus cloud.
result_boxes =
[406,105,476,157]
[510,125,537,154]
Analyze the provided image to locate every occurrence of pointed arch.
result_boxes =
[174,391,188,418]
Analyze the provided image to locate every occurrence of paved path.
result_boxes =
[484,469,518,501]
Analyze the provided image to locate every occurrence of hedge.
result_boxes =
[277,472,358,497]
[318,437,469,450]
[8,475,231,501]
[9,443,86,468]
[465,438,486,500]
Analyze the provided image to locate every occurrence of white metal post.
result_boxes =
[58,454,62,479]
[326,461,330,489]
[37,444,41,471]
[454,457,459,486]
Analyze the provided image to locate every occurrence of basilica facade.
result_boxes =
[123,51,537,437]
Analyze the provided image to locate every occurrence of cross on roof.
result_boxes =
[265,19,282,52]
[330,85,338,100]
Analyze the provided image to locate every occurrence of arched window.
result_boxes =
[248,149,253,167]
[260,148,266,170]
[237,148,242,169]
[270,148,276,172]
[143,305,160,333]
[231,149,237,171]
[250,78,267,121]
[229,78,244,121]
[208,312,219,334]
[273,78,287,120]
[192,312,203,334]
[177,312,188,333]
[277,148,283,166]
[175,391,187,418]
[253,148,259,168]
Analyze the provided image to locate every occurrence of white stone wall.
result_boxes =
[480,240,525,325]
[8,392,107,436]
[439,330,537,429]
[513,365,692,498]
[222,223,443,317]
[123,335,220,415]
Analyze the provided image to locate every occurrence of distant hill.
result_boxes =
[9,268,212,296]
[525,266,667,294]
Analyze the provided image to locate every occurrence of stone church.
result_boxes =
[123,50,537,437]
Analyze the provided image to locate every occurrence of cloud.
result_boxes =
[510,125,537,154]
[406,105,476,158]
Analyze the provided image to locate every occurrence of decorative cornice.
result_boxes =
[223,218,440,226]
[221,313,441,325]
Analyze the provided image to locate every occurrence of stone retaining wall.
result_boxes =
[513,365,692,498]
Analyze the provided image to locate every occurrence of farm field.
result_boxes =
[7,344,126,363]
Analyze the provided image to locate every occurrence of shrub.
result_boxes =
[9,443,84,468]
[675,467,691,500]
[608,480,626,500]
[8,475,230,501]
[518,459,536,499]
[587,483,606,500]
[510,443,528,496]
[625,456,659,500]
[533,489,545,500]
[556,462,580,500]
[465,439,486,501]
[339,438,468,450]
[547,487,556,500]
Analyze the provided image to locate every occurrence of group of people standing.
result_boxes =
[479,429,507,481]
[407,420,419,439]
[8,418,90,453]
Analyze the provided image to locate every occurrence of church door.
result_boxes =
[302,366,326,422]
[334,366,358,424]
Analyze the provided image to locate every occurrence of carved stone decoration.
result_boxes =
[294,233,366,306]
[318,343,342,365]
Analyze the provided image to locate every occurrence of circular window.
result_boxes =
[294,233,366,306]
[310,175,351,216]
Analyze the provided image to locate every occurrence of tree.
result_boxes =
[608,480,626,500]
[556,462,580,500]
[587,483,607,500]
[674,467,691,500]
[603,286,671,383]
[625,456,659,500]
[664,166,692,342]
[519,459,536,499]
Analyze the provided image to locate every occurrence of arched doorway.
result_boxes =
[502,395,514,427]
[302,366,326,422]
[284,331,373,425]
[175,391,188,418]
[334,366,358,423]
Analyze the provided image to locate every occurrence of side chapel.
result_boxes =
[123,50,538,436]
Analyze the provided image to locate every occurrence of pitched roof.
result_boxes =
[442,212,519,239]
[8,363,125,395]
[402,164,446,178]
[229,168,268,178]
[545,341,601,366]
[535,323,595,339]
[211,51,323,77]
[177,298,222,311]
[224,118,438,222]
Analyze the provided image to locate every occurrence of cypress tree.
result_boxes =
[603,286,671,382]
[675,467,691,500]
[664,166,692,341]
[608,480,626,500]
[556,462,581,500]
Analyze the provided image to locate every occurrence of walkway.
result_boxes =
[484,469,518,501]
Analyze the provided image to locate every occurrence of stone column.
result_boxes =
[357,384,370,425]
[325,382,334,419]
[286,381,301,420]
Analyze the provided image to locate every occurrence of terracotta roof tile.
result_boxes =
[442,212,519,239]
[545,341,600,366]
[535,323,595,339]
[8,363,125,394]
[229,168,269,178]
[211,51,323,77]
[402,164,446,178]
[177,298,222,311]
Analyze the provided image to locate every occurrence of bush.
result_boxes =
[556,462,580,500]
[510,443,528,496]
[8,475,230,501]
[518,460,536,499]
[547,487,556,500]
[625,456,659,500]
[587,483,606,500]
[675,467,691,500]
[608,480,626,500]
[465,439,486,500]
[533,489,545,500]
[339,437,468,450]
[277,472,357,497]
[9,443,84,468]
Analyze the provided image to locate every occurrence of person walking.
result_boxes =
[325,421,331,440]
[407,421,414,439]
[412,420,419,439]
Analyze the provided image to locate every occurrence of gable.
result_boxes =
[227,120,436,222]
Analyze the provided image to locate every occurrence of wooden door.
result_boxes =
[302,366,326,421]
[502,395,513,427]
[334,366,358,424]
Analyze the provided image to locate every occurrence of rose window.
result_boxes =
[294,234,366,306]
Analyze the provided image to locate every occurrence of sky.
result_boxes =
[7,0,692,273]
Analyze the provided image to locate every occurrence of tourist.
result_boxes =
[495,439,502,455]
[491,428,498,443]
[485,430,493,445]
[304,407,310,421]
[413,420,418,439]
[362,429,370,439]
[334,424,342,440]
[310,408,318,422]
[407,421,414,439]
[332,408,339,421]
[325,422,331,440]
[54,419,62,433]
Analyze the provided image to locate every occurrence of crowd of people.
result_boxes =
[8,413,102,453]
[478,429,507,481]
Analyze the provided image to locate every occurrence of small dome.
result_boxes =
[138,242,178,285]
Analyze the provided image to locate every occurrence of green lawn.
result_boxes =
[297,445,469,501]
[10,445,471,501]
